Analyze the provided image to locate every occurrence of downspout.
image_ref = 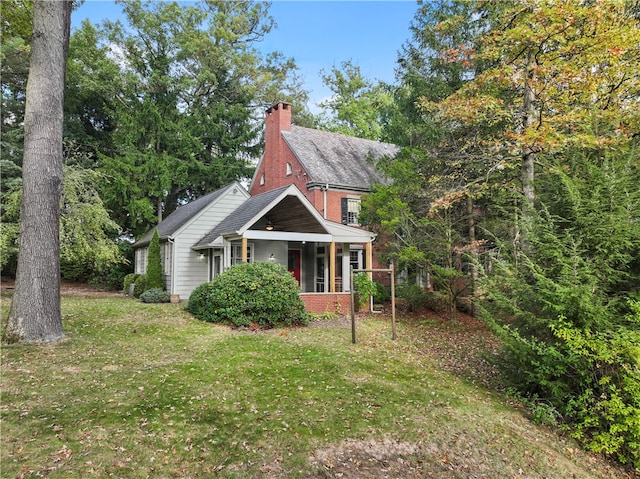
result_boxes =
[322,183,328,219]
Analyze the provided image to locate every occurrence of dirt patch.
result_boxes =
[306,438,425,479]
[1,280,123,299]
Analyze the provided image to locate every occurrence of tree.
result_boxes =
[65,0,312,238]
[318,60,392,140]
[4,0,72,344]
[361,1,499,312]
[480,146,640,466]
[145,229,163,290]
[426,0,640,224]
[1,0,33,239]
[58,164,124,282]
[421,1,640,464]
[2,163,124,282]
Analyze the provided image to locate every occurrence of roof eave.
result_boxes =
[306,181,372,193]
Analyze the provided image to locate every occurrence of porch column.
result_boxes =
[329,242,336,293]
[366,241,372,279]
[242,237,248,263]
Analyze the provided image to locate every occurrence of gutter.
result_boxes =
[306,181,372,194]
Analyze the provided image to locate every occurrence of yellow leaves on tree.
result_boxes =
[424,0,640,156]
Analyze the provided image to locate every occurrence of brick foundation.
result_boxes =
[300,293,351,316]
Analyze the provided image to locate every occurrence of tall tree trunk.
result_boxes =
[4,0,72,344]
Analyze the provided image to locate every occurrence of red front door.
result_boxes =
[288,249,301,287]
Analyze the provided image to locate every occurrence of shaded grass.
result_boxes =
[1,295,631,478]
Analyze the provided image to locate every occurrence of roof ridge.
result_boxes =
[288,124,396,147]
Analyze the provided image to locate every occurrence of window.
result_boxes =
[341,197,361,225]
[286,162,292,175]
[259,173,265,185]
[350,249,363,271]
[230,242,253,265]
[163,242,172,274]
[136,248,147,274]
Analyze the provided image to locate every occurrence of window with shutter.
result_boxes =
[347,198,361,225]
[341,198,348,224]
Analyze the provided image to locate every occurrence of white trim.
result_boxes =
[249,153,266,189]
[323,221,376,242]
[243,230,332,242]
[239,185,329,235]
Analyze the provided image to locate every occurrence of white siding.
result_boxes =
[171,187,249,298]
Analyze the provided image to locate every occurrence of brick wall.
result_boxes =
[300,293,351,316]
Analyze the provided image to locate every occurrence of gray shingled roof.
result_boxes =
[282,126,399,190]
[193,186,290,248]
[134,183,236,247]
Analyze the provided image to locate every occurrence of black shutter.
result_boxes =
[341,197,348,224]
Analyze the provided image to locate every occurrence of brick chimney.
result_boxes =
[253,102,292,194]
[265,101,292,134]
[265,103,292,162]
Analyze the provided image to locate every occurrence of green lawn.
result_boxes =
[0,293,630,478]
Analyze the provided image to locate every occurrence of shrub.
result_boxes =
[146,229,164,290]
[354,273,378,309]
[373,281,388,304]
[133,274,147,298]
[123,273,139,295]
[397,283,427,312]
[140,287,171,303]
[187,262,307,328]
[186,281,217,322]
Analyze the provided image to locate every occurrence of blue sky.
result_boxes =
[72,1,419,111]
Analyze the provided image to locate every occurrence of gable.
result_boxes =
[193,185,332,248]
[133,182,248,248]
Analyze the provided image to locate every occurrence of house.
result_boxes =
[133,182,376,313]
[250,101,399,273]
[133,102,400,313]
[132,182,250,299]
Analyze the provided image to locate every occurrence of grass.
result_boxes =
[1,292,633,478]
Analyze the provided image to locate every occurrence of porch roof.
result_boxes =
[192,184,375,249]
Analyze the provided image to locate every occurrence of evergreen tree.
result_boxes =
[65,0,313,238]
[481,146,640,467]
[145,229,163,291]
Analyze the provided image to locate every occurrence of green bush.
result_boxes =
[146,229,164,290]
[187,262,307,328]
[354,273,377,309]
[123,273,139,295]
[186,281,217,322]
[397,283,427,312]
[373,281,388,304]
[140,287,171,303]
[133,274,147,298]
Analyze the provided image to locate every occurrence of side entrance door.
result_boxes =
[288,249,301,287]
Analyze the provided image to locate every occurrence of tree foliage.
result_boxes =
[65,0,312,238]
[481,146,640,466]
[358,1,640,465]
[1,159,125,282]
[318,60,392,140]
